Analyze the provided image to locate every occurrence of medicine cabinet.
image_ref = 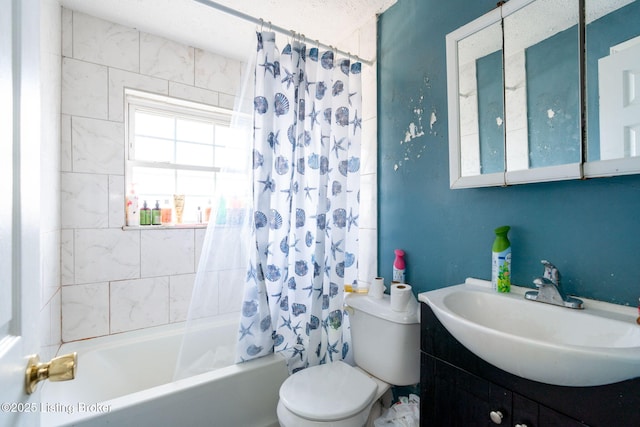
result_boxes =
[583,0,640,177]
[447,0,640,188]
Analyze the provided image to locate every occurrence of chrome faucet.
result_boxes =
[525,260,584,309]
[541,259,559,284]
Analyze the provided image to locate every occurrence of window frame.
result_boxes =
[124,89,235,227]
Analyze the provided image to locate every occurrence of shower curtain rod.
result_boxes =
[193,0,374,66]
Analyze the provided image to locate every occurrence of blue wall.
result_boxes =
[377,0,640,306]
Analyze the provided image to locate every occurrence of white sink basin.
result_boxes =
[419,278,640,387]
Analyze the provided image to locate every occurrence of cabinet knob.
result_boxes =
[490,410,504,424]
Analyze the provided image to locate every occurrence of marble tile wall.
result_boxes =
[60,9,246,342]
[60,8,379,342]
[40,0,62,361]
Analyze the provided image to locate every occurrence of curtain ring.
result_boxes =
[259,18,264,33]
[268,21,272,32]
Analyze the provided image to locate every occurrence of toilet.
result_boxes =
[276,292,420,427]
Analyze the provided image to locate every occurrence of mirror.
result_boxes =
[502,0,581,185]
[448,0,582,188]
[448,8,505,188]
[458,21,504,178]
[584,0,640,177]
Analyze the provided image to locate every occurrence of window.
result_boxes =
[125,90,249,226]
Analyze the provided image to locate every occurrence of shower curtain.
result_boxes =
[236,31,362,373]
[174,31,362,380]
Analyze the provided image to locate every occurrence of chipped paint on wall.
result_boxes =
[404,119,424,143]
[394,76,439,171]
[547,108,555,119]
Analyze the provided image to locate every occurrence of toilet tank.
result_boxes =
[345,293,420,386]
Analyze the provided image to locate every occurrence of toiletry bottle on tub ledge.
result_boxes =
[126,184,139,226]
[140,200,151,226]
[152,200,161,225]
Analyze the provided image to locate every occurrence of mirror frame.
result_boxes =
[448,0,585,189]
[447,7,505,188]
[501,0,583,186]
[583,1,640,178]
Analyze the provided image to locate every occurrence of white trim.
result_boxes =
[125,89,241,124]
[583,157,640,178]
[609,34,640,55]
[447,7,504,189]
[506,163,582,185]
[451,172,505,189]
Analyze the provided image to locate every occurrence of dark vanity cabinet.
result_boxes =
[420,302,640,427]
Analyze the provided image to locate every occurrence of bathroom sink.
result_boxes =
[419,278,640,387]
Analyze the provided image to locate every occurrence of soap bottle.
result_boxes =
[125,184,139,226]
[392,249,406,283]
[491,226,511,293]
[161,199,172,225]
[152,200,161,225]
[140,200,151,226]
[204,199,212,223]
[216,197,227,225]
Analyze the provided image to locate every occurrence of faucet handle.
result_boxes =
[540,260,559,285]
[533,277,555,288]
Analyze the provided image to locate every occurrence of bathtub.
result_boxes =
[41,313,288,427]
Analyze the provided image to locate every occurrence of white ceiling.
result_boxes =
[59,0,397,62]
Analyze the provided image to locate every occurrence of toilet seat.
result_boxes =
[279,361,378,421]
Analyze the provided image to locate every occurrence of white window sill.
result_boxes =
[122,223,208,230]
[122,222,243,231]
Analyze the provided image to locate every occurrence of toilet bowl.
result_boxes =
[277,361,390,427]
[276,292,420,427]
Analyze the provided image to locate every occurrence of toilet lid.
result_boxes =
[280,361,377,421]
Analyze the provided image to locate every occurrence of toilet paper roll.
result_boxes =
[369,277,385,299]
[391,283,413,312]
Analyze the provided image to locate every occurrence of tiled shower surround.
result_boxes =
[60,8,378,342]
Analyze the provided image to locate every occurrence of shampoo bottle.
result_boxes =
[204,199,212,223]
[125,184,139,226]
[140,200,151,226]
[152,200,161,225]
[392,249,406,283]
[491,226,511,293]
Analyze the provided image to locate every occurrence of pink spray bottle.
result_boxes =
[392,249,406,283]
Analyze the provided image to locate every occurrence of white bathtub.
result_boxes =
[41,313,288,427]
